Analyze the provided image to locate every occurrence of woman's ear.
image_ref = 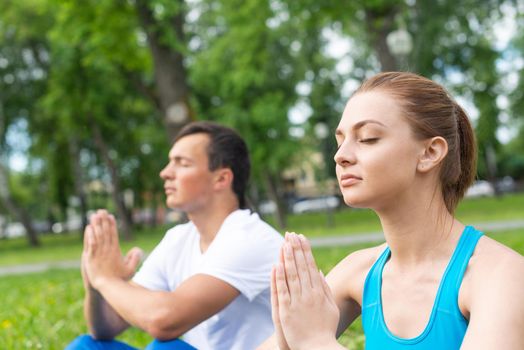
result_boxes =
[214,168,234,190]
[417,136,448,173]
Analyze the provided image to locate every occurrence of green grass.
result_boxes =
[1,230,521,350]
[2,193,523,267]
[0,269,153,350]
[281,192,524,237]
[455,193,524,223]
[0,225,169,267]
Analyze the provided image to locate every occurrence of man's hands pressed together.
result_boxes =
[82,210,143,290]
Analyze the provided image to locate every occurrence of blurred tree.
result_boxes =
[284,1,345,181]
[37,0,170,240]
[0,0,56,246]
[508,4,524,176]
[189,0,310,228]
[134,0,194,142]
[1,0,522,245]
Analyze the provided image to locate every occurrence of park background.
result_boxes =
[1,0,524,349]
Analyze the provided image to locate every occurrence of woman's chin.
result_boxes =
[342,195,371,209]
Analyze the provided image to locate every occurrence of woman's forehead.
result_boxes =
[338,91,405,130]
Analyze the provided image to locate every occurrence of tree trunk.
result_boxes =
[0,163,40,246]
[0,99,40,246]
[263,172,287,229]
[484,143,500,196]
[135,0,193,143]
[364,8,398,71]
[69,136,89,237]
[90,119,133,240]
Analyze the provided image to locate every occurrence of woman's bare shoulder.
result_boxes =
[326,243,387,303]
[471,235,524,270]
[467,235,524,293]
[332,243,386,274]
[460,235,524,348]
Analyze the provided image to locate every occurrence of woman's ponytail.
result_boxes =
[442,102,477,212]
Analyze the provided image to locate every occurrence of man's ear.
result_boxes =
[417,136,448,173]
[214,168,234,190]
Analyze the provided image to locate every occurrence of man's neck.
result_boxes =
[187,200,240,253]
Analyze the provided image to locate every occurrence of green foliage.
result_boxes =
[499,133,524,179]
[1,0,524,239]
[36,0,167,216]
[190,0,305,184]
[0,0,53,146]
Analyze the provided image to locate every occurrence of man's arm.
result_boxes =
[94,274,240,340]
[81,229,142,339]
[84,283,129,339]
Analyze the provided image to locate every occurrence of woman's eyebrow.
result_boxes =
[352,119,386,131]
[335,119,386,136]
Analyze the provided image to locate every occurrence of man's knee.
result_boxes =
[145,339,196,350]
[64,334,137,350]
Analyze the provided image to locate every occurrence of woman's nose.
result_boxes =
[334,142,356,166]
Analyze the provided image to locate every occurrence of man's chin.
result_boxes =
[166,200,183,210]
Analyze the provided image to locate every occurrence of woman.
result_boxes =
[260,72,524,349]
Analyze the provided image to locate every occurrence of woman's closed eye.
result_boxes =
[358,137,379,144]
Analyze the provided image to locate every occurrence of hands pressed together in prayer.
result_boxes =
[81,210,143,290]
[271,232,345,350]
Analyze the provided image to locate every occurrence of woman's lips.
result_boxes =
[339,175,362,187]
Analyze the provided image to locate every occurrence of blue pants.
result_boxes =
[65,335,197,350]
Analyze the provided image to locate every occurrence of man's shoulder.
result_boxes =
[158,221,198,246]
[223,209,282,239]
[205,210,282,262]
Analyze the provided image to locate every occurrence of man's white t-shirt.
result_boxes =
[132,209,283,350]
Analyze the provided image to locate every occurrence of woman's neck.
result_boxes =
[376,194,464,268]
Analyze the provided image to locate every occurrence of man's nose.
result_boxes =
[160,163,174,179]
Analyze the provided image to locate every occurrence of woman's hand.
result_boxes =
[273,232,343,350]
[270,246,291,350]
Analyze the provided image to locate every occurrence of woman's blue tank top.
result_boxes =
[362,226,483,349]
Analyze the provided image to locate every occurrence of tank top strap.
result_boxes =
[362,246,391,308]
[436,226,483,314]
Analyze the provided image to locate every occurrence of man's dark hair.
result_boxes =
[175,121,250,208]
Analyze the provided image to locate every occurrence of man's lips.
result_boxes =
[164,187,176,194]
[339,174,362,187]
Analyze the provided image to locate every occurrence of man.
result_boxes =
[67,121,283,350]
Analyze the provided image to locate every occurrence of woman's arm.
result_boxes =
[460,239,524,349]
